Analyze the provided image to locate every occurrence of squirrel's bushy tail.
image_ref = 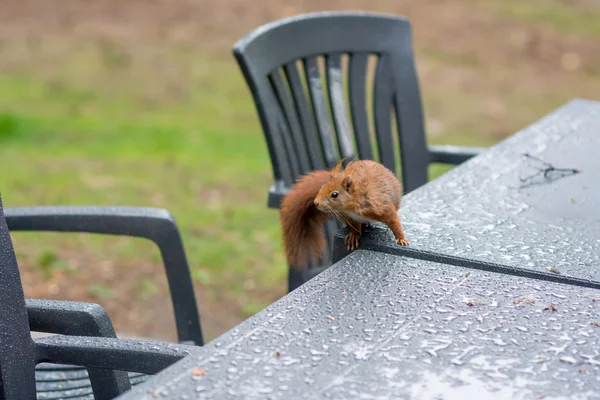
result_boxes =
[280,170,331,269]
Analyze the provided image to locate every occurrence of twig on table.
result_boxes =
[519,153,580,185]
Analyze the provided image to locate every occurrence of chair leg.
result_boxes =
[288,267,306,292]
[286,217,341,293]
[88,368,132,400]
[287,242,331,292]
[287,265,330,292]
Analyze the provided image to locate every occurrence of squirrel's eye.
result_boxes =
[331,192,339,199]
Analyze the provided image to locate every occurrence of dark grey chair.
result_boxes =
[232,11,485,292]
[1,203,203,399]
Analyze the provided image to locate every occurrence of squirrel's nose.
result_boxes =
[314,200,320,207]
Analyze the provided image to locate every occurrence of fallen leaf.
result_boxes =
[592,322,600,327]
[587,296,600,301]
[191,368,206,376]
[466,300,486,307]
[514,297,535,306]
[543,305,557,312]
[546,267,561,274]
[328,315,335,321]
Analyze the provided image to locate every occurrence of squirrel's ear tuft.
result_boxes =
[331,158,345,176]
[342,176,353,192]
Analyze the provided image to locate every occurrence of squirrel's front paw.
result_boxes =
[396,238,409,246]
[345,231,361,252]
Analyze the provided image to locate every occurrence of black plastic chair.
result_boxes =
[0,196,198,399]
[2,204,204,399]
[232,11,485,291]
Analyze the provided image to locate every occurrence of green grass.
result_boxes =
[0,66,287,295]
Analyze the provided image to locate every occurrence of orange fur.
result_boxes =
[281,159,409,270]
[314,160,409,247]
[280,170,331,269]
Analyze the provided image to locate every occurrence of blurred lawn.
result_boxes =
[0,0,599,341]
[0,59,289,312]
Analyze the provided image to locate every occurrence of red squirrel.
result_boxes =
[280,159,409,269]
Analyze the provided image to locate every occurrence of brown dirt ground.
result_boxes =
[2,0,600,342]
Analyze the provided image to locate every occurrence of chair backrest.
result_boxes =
[0,195,38,398]
[233,11,429,194]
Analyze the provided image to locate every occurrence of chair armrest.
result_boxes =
[34,335,195,376]
[267,181,291,209]
[26,299,117,337]
[6,206,203,346]
[428,145,487,165]
[27,299,132,398]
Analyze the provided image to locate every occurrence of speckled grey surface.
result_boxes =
[376,98,600,283]
[117,251,600,400]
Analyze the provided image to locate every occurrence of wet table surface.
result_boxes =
[364,98,600,284]
[117,99,600,399]
[119,252,600,400]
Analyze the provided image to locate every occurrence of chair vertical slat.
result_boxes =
[322,218,339,261]
[267,74,301,181]
[283,61,326,171]
[276,115,302,180]
[269,69,312,175]
[348,53,373,161]
[325,53,355,161]
[390,25,429,193]
[259,88,297,186]
[303,56,339,168]
[372,55,397,172]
